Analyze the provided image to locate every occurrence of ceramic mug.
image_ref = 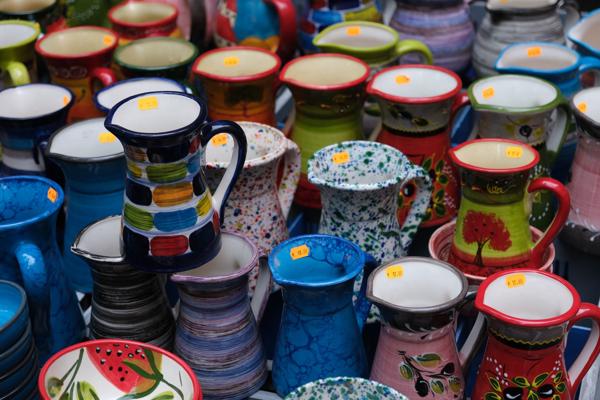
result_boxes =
[35,26,118,121]
[192,46,281,125]
[0,0,66,33]
[108,0,181,45]
[0,20,40,87]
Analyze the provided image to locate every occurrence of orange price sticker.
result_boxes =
[505,146,523,159]
[332,151,350,164]
[138,96,158,111]
[505,273,526,288]
[98,132,117,144]
[577,102,588,113]
[223,56,239,67]
[103,35,115,46]
[211,133,228,146]
[482,87,495,100]
[62,95,69,105]
[395,75,411,85]
[290,244,310,260]
[527,46,542,58]
[346,26,361,36]
[47,188,58,203]
[385,265,404,279]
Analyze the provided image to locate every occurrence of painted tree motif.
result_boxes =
[462,211,512,267]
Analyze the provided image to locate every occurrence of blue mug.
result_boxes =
[0,280,29,353]
[568,9,600,60]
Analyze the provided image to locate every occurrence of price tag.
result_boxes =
[505,273,526,288]
[482,87,494,100]
[332,151,350,164]
[103,35,115,46]
[63,95,69,105]
[138,96,158,111]
[47,187,58,203]
[346,26,361,36]
[223,56,239,67]
[577,102,588,113]
[98,132,117,144]
[211,133,228,146]
[527,46,542,58]
[385,265,404,279]
[505,146,523,159]
[290,244,309,260]
[395,75,411,85]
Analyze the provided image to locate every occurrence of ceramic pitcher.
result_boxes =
[468,74,571,229]
[192,47,281,125]
[46,118,125,293]
[0,176,84,362]
[72,216,176,350]
[448,139,570,278]
[367,65,469,228]
[0,20,40,87]
[367,257,483,399]
[0,0,66,33]
[0,83,73,175]
[280,54,370,208]
[105,91,247,273]
[472,269,600,400]
[308,140,431,263]
[268,234,377,396]
[568,9,600,61]
[172,232,269,400]
[214,0,296,61]
[108,1,182,45]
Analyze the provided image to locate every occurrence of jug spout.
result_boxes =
[71,215,126,264]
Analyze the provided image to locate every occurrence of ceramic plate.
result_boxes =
[285,377,409,400]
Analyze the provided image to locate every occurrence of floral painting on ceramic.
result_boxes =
[397,351,462,398]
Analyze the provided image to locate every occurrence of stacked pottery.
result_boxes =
[108,1,182,45]
[72,216,176,349]
[0,0,66,33]
[286,377,408,400]
[0,20,40,87]
[0,281,39,400]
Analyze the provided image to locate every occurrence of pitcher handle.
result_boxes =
[579,56,600,79]
[15,242,49,307]
[457,286,485,368]
[90,67,117,92]
[264,0,297,59]
[395,39,433,65]
[544,99,571,168]
[250,258,272,323]
[354,252,378,332]
[200,120,248,224]
[566,302,600,394]
[278,139,301,219]
[529,177,570,268]
[398,164,433,250]
[0,61,30,86]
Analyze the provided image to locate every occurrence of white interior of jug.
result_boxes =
[471,75,557,109]
[49,118,124,159]
[282,55,368,87]
[497,43,577,71]
[315,24,395,49]
[111,1,175,24]
[0,84,71,119]
[370,67,458,98]
[573,87,600,123]
[452,140,537,170]
[0,23,37,47]
[96,78,184,111]
[39,27,115,55]
[195,49,278,78]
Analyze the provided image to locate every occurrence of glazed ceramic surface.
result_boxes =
[193,47,281,125]
[108,1,181,45]
[171,232,269,400]
[0,20,40,87]
[39,339,202,400]
[468,74,571,229]
[35,26,118,121]
[269,234,377,396]
[448,139,569,278]
[0,320,35,377]
[0,0,65,33]
[214,0,296,60]
[0,176,84,362]
[0,280,29,353]
[280,54,370,208]
[472,270,600,400]
[0,83,73,175]
[105,91,247,273]
[72,216,175,349]
[285,376,409,400]
[47,118,125,292]
[0,337,38,396]
[367,257,481,399]
[368,65,468,227]
[389,1,474,72]
[568,8,600,60]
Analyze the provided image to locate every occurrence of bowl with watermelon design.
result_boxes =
[38,339,202,400]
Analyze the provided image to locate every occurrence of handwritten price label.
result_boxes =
[290,244,309,260]
[98,132,117,144]
[505,146,523,159]
[47,188,58,203]
[103,35,115,46]
[138,96,158,111]
[385,265,404,279]
[527,46,542,58]
[211,133,228,146]
[505,273,526,288]
[332,151,350,164]
[346,26,361,36]
[223,56,239,67]
[577,102,588,113]
[395,75,411,85]
[482,87,495,100]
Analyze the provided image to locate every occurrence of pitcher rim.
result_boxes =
[0,19,40,49]
[0,83,74,122]
[35,25,118,60]
[71,215,126,264]
[312,21,400,55]
[113,36,199,71]
[108,1,178,29]
[567,8,600,56]
[495,41,581,77]
[571,86,600,128]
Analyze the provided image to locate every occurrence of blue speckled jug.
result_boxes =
[268,234,377,397]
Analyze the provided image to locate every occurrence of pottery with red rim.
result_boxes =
[192,46,281,125]
[108,1,180,44]
[367,64,470,227]
[280,53,370,208]
[447,138,569,278]
[39,338,202,400]
[35,26,118,121]
[472,269,600,399]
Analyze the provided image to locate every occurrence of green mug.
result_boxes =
[0,0,66,33]
[0,20,40,87]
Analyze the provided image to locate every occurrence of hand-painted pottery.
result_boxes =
[105,91,248,273]
[448,139,570,278]
[280,54,370,208]
[472,269,600,400]
[108,1,181,45]
[472,0,578,77]
[214,0,296,61]
[35,26,118,121]
[312,21,433,71]
[39,339,203,400]
[428,221,555,283]
[192,47,281,125]
[367,65,468,227]
[0,280,29,353]
[0,20,40,87]
[72,216,176,349]
[46,118,125,292]
[269,234,377,396]
[0,0,66,33]
[299,0,382,54]
[388,1,474,72]
[468,75,571,229]
[568,8,600,60]
[0,83,73,175]
[171,232,269,400]
[94,77,187,114]
[0,176,85,362]
[285,377,409,400]
[367,257,483,399]
[308,141,431,264]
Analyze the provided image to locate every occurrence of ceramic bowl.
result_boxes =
[0,281,29,353]
[284,377,409,399]
[39,339,202,400]
[428,221,555,282]
[0,342,36,393]
[0,322,33,375]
